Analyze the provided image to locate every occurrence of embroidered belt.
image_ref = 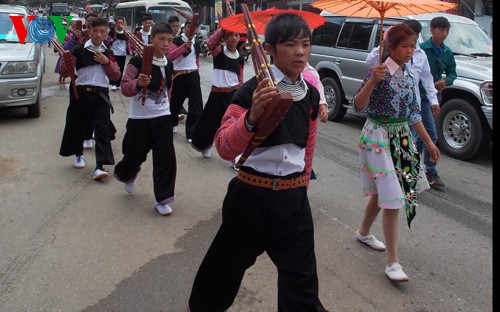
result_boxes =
[211,85,240,93]
[173,69,197,76]
[237,171,308,191]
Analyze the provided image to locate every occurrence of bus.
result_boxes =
[114,0,193,32]
[50,3,71,16]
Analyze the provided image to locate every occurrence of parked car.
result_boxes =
[0,4,45,117]
[309,12,493,160]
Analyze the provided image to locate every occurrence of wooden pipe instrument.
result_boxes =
[140,44,154,105]
[170,7,193,23]
[225,1,235,16]
[234,3,293,169]
[116,20,153,105]
[67,19,86,44]
[169,7,199,41]
[186,13,200,41]
[118,20,145,54]
[51,36,78,99]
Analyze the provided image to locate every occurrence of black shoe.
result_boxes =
[427,173,445,190]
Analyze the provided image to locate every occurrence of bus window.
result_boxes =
[115,0,192,32]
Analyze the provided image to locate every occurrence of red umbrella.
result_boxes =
[220,7,326,35]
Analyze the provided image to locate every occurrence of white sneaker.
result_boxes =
[83,139,93,149]
[93,169,109,180]
[172,126,178,133]
[111,85,117,91]
[202,149,211,158]
[154,202,173,216]
[125,181,136,193]
[74,155,86,169]
[355,230,386,251]
[230,159,239,171]
[385,263,409,282]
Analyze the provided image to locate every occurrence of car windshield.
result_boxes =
[0,12,26,43]
[148,7,191,24]
[419,20,492,55]
[52,5,71,15]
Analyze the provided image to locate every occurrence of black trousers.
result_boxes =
[191,89,236,152]
[59,86,115,167]
[189,168,321,312]
[109,55,127,87]
[113,115,176,204]
[169,71,203,140]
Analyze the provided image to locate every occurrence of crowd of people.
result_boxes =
[53,10,455,310]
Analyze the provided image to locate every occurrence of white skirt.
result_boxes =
[358,118,430,210]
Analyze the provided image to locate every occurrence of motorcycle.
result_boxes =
[239,41,251,62]
[242,42,250,61]
[200,39,208,57]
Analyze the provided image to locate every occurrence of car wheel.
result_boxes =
[27,96,41,118]
[321,77,346,121]
[436,98,490,160]
[28,80,42,118]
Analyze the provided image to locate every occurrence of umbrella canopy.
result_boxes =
[311,0,456,63]
[311,0,456,18]
[220,7,326,34]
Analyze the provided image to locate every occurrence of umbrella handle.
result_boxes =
[378,14,384,65]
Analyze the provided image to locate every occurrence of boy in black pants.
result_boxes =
[188,13,328,312]
[59,17,120,180]
[114,22,177,216]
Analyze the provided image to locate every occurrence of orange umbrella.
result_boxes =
[220,7,326,35]
[311,0,457,63]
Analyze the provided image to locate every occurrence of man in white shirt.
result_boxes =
[366,20,442,189]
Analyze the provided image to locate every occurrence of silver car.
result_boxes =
[309,12,493,160]
[0,4,46,117]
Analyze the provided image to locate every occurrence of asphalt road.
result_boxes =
[0,46,492,312]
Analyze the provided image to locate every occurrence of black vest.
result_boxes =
[128,56,173,92]
[213,46,244,75]
[232,77,319,148]
[172,35,200,57]
[72,44,114,70]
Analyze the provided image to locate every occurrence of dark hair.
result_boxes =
[142,14,153,22]
[151,22,174,36]
[168,15,179,24]
[264,13,311,50]
[85,12,98,20]
[384,24,416,57]
[430,16,450,29]
[402,20,422,35]
[90,17,108,29]
[115,16,124,22]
